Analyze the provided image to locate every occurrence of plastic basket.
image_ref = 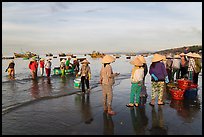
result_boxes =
[170,88,185,100]
[184,88,198,99]
[177,79,191,90]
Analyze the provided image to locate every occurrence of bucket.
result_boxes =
[74,78,81,88]
[184,88,198,99]
[170,88,185,100]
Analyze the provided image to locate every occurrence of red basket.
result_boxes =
[177,79,191,90]
[170,88,185,100]
[190,83,198,89]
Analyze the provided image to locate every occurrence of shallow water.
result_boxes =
[2,55,202,135]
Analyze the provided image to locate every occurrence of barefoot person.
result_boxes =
[100,55,119,115]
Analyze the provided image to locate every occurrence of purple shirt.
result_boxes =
[149,61,167,81]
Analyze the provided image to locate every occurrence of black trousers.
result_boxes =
[81,76,89,93]
[193,72,199,84]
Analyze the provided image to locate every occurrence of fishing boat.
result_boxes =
[89,51,105,58]
[53,67,74,75]
[14,51,37,58]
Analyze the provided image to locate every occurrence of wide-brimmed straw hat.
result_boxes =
[101,55,116,64]
[61,59,66,63]
[130,57,143,66]
[30,58,35,62]
[180,53,186,56]
[81,59,90,64]
[174,55,181,59]
[186,52,193,57]
[152,54,164,63]
[9,60,14,63]
[162,55,166,61]
[166,55,173,59]
[192,53,201,58]
[138,55,146,63]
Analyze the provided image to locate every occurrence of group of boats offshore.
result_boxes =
[2,50,150,60]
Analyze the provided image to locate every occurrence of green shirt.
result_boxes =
[66,60,70,66]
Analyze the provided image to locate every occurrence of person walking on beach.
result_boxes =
[126,57,144,107]
[100,55,119,115]
[73,58,80,75]
[193,53,201,84]
[39,58,45,76]
[6,60,15,78]
[45,58,52,77]
[29,58,37,79]
[180,53,188,78]
[149,54,169,106]
[60,59,66,77]
[186,52,195,82]
[78,59,91,94]
[172,55,181,81]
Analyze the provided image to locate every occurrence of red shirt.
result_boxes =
[29,61,38,71]
[40,61,44,68]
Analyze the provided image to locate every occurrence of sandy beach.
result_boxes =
[2,55,202,135]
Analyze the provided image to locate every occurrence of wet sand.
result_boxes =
[2,76,202,135]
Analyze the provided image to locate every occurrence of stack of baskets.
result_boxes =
[169,79,198,100]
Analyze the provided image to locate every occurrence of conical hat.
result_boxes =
[81,59,90,64]
[162,55,166,61]
[130,57,143,66]
[30,58,35,62]
[40,58,44,61]
[174,55,181,59]
[186,52,193,57]
[180,53,186,56]
[166,55,173,59]
[192,53,201,58]
[138,55,146,63]
[10,60,14,63]
[101,55,116,64]
[152,54,164,62]
[61,59,66,63]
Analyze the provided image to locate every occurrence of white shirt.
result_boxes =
[131,68,144,83]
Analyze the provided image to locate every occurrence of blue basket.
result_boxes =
[184,88,198,99]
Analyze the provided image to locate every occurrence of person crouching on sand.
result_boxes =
[126,57,144,107]
[100,55,119,116]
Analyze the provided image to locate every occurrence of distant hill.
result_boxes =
[154,45,202,55]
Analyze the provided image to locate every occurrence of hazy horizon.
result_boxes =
[2,2,202,56]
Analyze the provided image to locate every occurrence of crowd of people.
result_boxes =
[5,51,202,116]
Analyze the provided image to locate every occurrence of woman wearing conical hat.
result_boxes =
[100,55,119,115]
[186,52,196,82]
[79,59,91,94]
[172,54,181,81]
[179,53,188,78]
[192,53,201,84]
[149,54,169,106]
[29,58,37,79]
[126,57,144,107]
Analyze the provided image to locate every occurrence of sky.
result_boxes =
[2,2,202,55]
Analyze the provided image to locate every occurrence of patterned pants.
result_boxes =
[151,81,165,101]
[102,84,113,111]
